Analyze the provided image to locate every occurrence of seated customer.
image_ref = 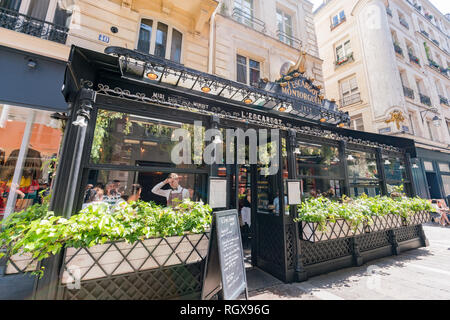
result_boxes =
[127,184,142,203]
[431,199,450,226]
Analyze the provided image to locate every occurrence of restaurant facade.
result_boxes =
[0,45,430,300]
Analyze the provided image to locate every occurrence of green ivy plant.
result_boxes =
[0,199,212,277]
[295,194,435,232]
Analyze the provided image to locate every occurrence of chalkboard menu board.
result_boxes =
[201,209,248,300]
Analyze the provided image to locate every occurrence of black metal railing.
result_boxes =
[276,29,302,49]
[420,30,429,37]
[419,93,431,106]
[403,86,414,100]
[386,7,392,17]
[399,18,409,29]
[232,7,265,33]
[439,95,449,105]
[340,92,361,107]
[393,42,403,56]
[432,39,440,47]
[0,7,68,44]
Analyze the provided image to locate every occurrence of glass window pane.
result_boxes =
[155,22,168,58]
[257,165,280,215]
[438,163,449,172]
[237,55,247,84]
[332,15,338,25]
[90,110,205,169]
[27,0,50,20]
[0,106,62,218]
[53,2,72,27]
[442,175,450,197]
[339,10,345,20]
[0,0,21,11]
[137,19,153,53]
[347,150,379,181]
[82,170,207,209]
[383,155,407,181]
[295,142,342,178]
[302,178,342,199]
[170,28,182,63]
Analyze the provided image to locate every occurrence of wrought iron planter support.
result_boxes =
[296,212,430,281]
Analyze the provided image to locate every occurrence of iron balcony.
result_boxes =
[0,7,68,44]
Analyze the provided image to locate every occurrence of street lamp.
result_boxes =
[420,107,441,127]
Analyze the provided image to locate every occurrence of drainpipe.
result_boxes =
[208,1,220,74]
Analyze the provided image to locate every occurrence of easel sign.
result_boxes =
[208,177,227,209]
[286,179,302,205]
[201,209,248,300]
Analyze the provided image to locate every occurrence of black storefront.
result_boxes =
[2,45,430,299]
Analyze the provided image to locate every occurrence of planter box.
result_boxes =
[3,232,209,281]
[5,252,39,275]
[301,219,364,242]
[61,232,209,284]
[403,211,430,226]
[364,214,403,233]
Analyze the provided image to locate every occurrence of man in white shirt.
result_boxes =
[151,173,190,206]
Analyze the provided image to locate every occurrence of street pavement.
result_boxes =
[244,223,450,300]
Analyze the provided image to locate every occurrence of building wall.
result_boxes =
[0,0,324,83]
[314,0,450,149]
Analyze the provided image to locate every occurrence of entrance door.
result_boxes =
[234,164,253,268]
[426,172,442,199]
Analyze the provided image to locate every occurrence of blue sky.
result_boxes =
[310,0,449,14]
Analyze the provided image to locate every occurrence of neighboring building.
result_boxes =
[314,0,450,201]
[0,0,325,217]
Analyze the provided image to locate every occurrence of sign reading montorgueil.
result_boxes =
[269,51,323,106]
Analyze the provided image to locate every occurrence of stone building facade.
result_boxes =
[314,0,450,200]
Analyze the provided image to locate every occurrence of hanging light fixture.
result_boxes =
[294,147,301,154]
[320,117,327,123]
[146,66,158,80]
[412,163,419,169]
[347,154,355,161]
[278,103,287,112]
[244,97,253,104]
[432,115,441,127]
[201,82,211,93]
[384,159,391,165]
[338,122,345,128]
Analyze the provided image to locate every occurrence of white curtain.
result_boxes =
[27,0,50,20]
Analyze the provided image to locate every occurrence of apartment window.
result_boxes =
[27,0,50,20]
[331,10,345,28]
[1,0,72,27]
[340,76,359,106]
[350,115,364,131]
[276,9,293,46]
[137,19,183,63]
[154,22,168,58]
[0,0,21,11]
[236,54,260,86]
[336,40,352,62]
[234,0,254,27]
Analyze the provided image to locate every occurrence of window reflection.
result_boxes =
[90,110,205,169]
[0,105,62,218]
[347,150,378,180]
[82,170,207,209]
[296,142,341,178]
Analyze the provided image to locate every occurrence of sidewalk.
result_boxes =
[245,224,450,300]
